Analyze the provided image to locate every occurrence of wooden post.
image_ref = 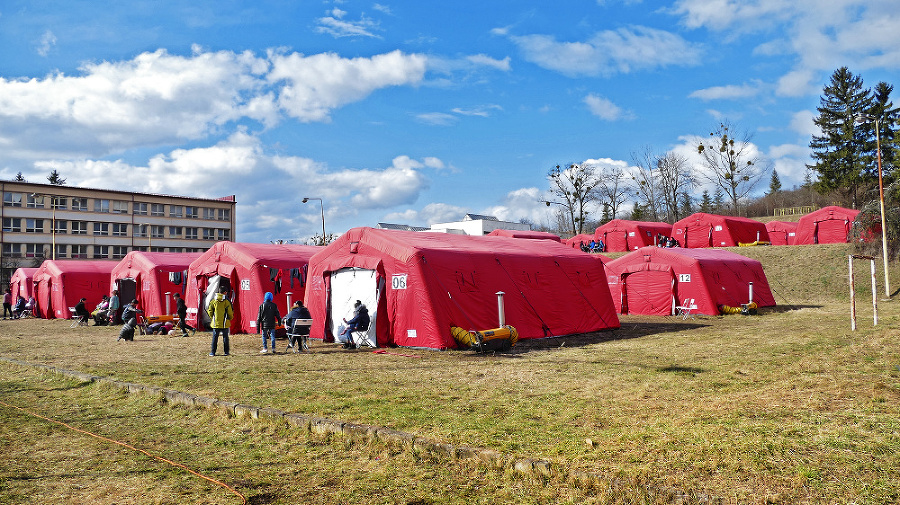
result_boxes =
[849,255,857,331]
[870,257,878,326]
[849,254,878,330]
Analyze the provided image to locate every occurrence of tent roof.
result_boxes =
[596,219,672,233]
[35,260,120,280]
[192,241,321,270]
[113,251,203,275]
[607,246,758,267]
[797,206,859,223]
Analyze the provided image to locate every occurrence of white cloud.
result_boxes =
[36,30,57,57]
[790,109,818,137]
[269,50,427,122]
[689,82,762,100]
[465,54,512,71]
[30,133,436,242]
[584,94,631,121]
[481,187,550,224]
[315,10,380,38]
[507,26,703,77]
[382,202,469,226]
[451,104,502,117]
[415,112,457,126]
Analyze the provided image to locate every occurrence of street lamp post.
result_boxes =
[856,115,890,297]
[542,199,575,235]
[140,224,152,251]
[302,197,326,242]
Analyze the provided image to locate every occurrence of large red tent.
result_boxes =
[605,247,775,316]
[793,206,860,245]
[110,251,203,318]
[564,233,596,250]
[185,242,321,333]
[32,260,118,319]
[672,213,769,248]
[765,221,799,246]
[594,219,672,252]
[9,267,38,301]
[305,227,619,350]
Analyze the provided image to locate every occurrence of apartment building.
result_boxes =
[1,180,236,286]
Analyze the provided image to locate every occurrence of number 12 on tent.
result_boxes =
[392,274,408,290]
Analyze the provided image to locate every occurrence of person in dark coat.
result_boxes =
[284,300,312,351]
[172,292,195,336]
[339,300,370,349]
[74,298,90,323]
[256,292,281,354]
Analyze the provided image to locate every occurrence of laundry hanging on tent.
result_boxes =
[290,266,307,288]
[269,268,284,294]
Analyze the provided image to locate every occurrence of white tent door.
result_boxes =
[199,275,223,326]
[329,268,379,348]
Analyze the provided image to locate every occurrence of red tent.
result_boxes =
[564,233,595,250]
[33,260,118,319]
[305,227,619,350]
[594,220,673,252]
[185,242,321,333]
[486,229,562,242]
[111,252,203,318]
[765,221,799,246]
[793,206,860,245]
[605,247,775,316]
[672,213,769,248]
[9,267,38,301]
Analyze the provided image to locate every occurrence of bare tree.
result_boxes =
[594,162,631,220]
[547,163,602,235]
[696,121,768,214]
[631,146,663,221]
[656,152,693,222]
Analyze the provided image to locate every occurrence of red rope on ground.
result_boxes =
[0,399,247,505]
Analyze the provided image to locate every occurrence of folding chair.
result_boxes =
[675,298,697,320]
[286,319,312,352]
[69,308,88,327]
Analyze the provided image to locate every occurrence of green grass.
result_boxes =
[1,242,900,503]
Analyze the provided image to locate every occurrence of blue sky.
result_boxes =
[1,0,898,242]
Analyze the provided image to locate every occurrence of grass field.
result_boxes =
[1,243,899,504]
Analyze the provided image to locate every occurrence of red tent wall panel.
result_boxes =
[9,267,38,301]
[672,213,768,248]
[305,227,619,349]
[765,221,798,246]
[594,220,672,252]
[564,234,595,249]
[111,252,202,317]
[623,269,673,315]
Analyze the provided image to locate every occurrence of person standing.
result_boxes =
[107,290,120,324]
[256,292,281,354]
[172,292,195,336]
[206,286,233,356]
[2,289,12,319]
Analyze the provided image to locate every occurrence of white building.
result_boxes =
[428,214,531,236]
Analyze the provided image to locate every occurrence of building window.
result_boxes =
[203,207,215,220]
[93,222,109,236]
[71,197,88,211]
[72,221,88,235]
[71,245,88,258]
[55,244,68,259]
[218,208,231,221]
[151,203,165,216]
[54,220,68,234]
[185,227,198,240]
[112,200,129,214]
[169,205,183,218]
[134,224,148,237]
[150,246,166,253]
[51,196,67,210]
[185,206,198,219]
[3,192,22,207]
[112,246,129,259]
[112,223,128,236]
[25,244,46,258]
[217,228,230,241]
[25,219,44,233]
[3,243,22,257]
[203,228,216,240]
[94,245,109,259]
[94,199,110,213]
[133,202,148,215]
[168,247,184,253]
[169,226,183,238]
[151,225,165,238]
[26,194,45,208]
[2,217,22,232]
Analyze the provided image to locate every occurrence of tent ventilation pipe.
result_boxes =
[496,291,506,327]
[165,292,171,315]
[748,282,754,304]
[286,292,293,309]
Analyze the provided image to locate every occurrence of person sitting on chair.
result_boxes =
[74,298,90,324]
[92,296,110,326]
[339,300,369,349]
[284,300,312,351]
[13,296,27,318]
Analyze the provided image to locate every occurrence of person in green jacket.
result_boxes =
[206,286,233,356]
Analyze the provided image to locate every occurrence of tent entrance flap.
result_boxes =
[200,275,229,327]
[329,267,380,348]
[117,279,137,306]
[622,268,675,316]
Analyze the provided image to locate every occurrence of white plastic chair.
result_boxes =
[675,298,697,320]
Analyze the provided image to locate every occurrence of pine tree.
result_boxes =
[809,67,874,208]
[679,190,693,218]
[869,82,899,186]
[713,188,725,213]
[699,190,713,213]
[15,172,26,182]
[47,170,66,185]
[768,170,782,195]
